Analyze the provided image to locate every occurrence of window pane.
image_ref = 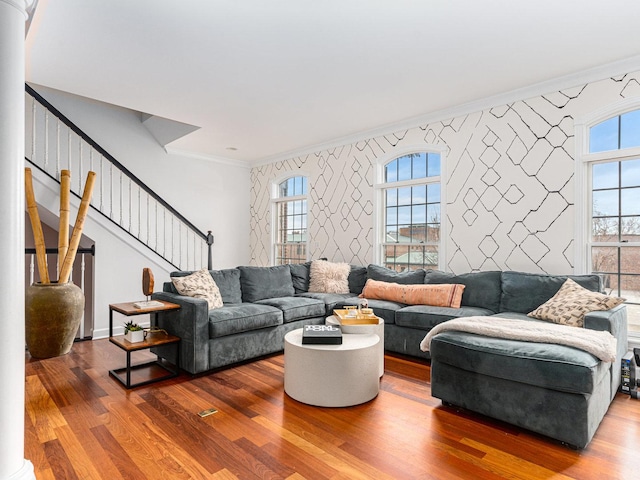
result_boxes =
[386,227,399,243]
[398,206,411,224]
[593,190,619,216]
[408,224,426,243]
[428,153,441,177]
[397,187,412,206]
[622,159,640,187]
[427,184,441,203]
[427,204,441,223]
[427,223,441,243]
[412,185,426,204]
[620,110,640,149]
[590,117,619,153]
[385,160,398,183]
[386,189,397,207]
[621,247,640,274]
[591,246,618,273]
[386,206,397,225]
[619,275,640,302]
[412,153,427,179]
[622,188,640,216]
[398,155,412,182]
[622,216,640,238]
[412,204,426,224]
[592,217,619,241]
[301,177,308,195]
[396,225,410,242]
[620,275,640,303]
[593,162,618,190]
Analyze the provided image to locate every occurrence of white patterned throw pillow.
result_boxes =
[308,260,350,294]
[171,269,223,310]
[528,278,624,327]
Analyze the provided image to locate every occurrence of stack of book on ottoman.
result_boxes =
[302,325,342,345]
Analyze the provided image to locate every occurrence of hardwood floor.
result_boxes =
[25,339,639,480]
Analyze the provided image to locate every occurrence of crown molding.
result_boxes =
[164,146,251,169]
[253,54,640,168]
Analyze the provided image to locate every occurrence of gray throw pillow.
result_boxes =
[290,262,311,293]
[239,265,295,302]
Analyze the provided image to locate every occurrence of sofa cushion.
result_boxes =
[395,305,495,330]
[296,292,353,312]
[170,269,242,304]
[425,270,502,313]
[348,265,368,295]
[429,326,610,395]
[208,304,283,338]
[171,269,223,310]
[500,271,602,314]
[528,278,625,327]
[255,296,326,323]
[289,262,311,293]
[367,264,426,284]
[361,278,465,308]
[308,260,350,293]
[239,265,295,302]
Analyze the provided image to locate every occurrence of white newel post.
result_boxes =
[0,0,35,478]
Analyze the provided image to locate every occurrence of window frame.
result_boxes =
[374,146,447,271]
[271,173,309,266]
[575,100,640,346]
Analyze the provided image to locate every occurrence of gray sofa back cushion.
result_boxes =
[169,269,242,304]
[425,270,502,313]
[367,264,426,284]
[500,271,602,313]
[289,262,311,293]
[239,265,295,302]
[348,265,368,294]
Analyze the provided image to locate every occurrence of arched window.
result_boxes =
[273,175,308,265]
[379,152,441,271]
[586,111,640,333]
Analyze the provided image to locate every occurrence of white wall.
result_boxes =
[26,85,251,338]
[250,70,640,274]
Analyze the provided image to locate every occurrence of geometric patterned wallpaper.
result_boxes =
[251,70,640,274]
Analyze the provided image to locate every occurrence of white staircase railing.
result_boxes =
[25,84,214,271]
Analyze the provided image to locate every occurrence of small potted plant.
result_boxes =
[124,321,145,343]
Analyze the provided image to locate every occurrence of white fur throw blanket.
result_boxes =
[419,316,617,362]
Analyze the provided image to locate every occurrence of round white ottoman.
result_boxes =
[284,329,380,407]
[326,315,385,377]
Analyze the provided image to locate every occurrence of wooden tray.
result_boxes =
[333,309,379,325]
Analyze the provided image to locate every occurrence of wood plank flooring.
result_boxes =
[25,339,639,479]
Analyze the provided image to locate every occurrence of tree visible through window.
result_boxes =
[381,153,441,271]
[274,176,307,265]
[589,113,640,334]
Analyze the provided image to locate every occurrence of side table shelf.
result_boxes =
[108,301,181,388]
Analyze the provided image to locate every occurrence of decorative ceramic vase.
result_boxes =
[25,282,85,359]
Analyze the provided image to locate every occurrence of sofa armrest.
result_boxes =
[151,291,210,374]
[584,304,628,400]
[584,304,627,339]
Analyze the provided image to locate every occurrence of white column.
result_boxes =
[0,1,35,479]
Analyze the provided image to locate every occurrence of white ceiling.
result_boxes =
[25,0,640,166]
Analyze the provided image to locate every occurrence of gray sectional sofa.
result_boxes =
[151,262,627,448]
